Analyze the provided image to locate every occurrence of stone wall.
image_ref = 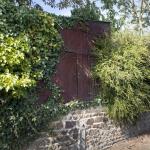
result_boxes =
[27,106,150,150]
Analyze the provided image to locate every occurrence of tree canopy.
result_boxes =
[71,0,100,21]
[94,32,150,123]
[9,0,149,33]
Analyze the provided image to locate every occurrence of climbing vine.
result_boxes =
[0,1,62,149]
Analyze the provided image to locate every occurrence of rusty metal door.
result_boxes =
[37,21,110,103]
[53,29,93,102]
[54,53,78,102]
[54,53,93,102]
[53,21,110,102]
[77,54,93,100]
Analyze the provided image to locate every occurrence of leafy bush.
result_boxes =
[94,32,150,123]
[0,1,62,149]
[0,1,62,98]
[71,0,100,21]
[0,34,36,99]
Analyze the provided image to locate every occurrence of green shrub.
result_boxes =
[0,1,62,98]
[94,32,150,123]
[0,33,36,99]
[0,2,62,149]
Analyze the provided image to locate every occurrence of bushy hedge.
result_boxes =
[94,32,150,123]
[0,1,62,149]
[0,1,62,97]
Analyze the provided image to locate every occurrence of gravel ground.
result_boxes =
[109,134,150,150]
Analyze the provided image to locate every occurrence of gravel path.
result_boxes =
[109,134,150,150]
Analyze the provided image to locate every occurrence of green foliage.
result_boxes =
[0,1,62,98]
[93,32,150,123]
[0,1,62,149]
[0,96,61,150]
[52,14,77,29]
[52,0,123,31]
[71,0,100,21]
[52,13,91,32]
[6,0,150,33]
[0,34,36,98]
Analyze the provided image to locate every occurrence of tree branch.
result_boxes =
[129,0,138,18]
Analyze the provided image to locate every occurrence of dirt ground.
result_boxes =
[109,134,150,150]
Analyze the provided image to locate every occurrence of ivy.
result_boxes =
[0,1,62,97]
[0,1,62,149]
[52,14,80,29]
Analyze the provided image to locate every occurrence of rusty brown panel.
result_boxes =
[68,21,110,37]
[60,29,90,54]
[88,21,111,37]
[60,21,110,55]
[53,53,78,102]
[87,21,111,54]
[70,21,110,34]
[36,80,51,104]
[77,54,94,101]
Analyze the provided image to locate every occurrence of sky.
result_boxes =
[33,0,72,16]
